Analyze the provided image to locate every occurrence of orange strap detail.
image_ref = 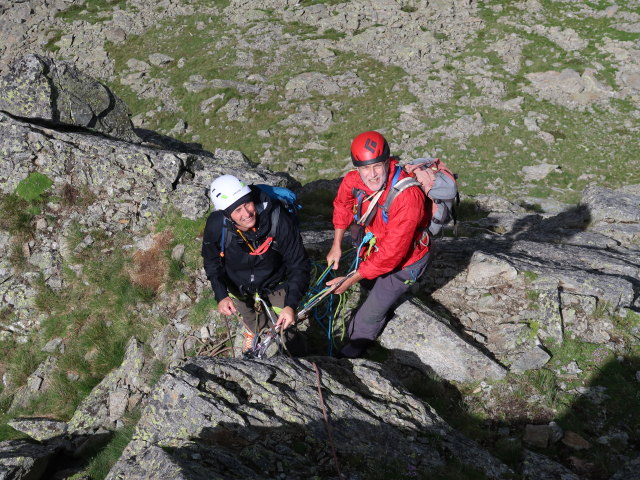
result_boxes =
[249,237,273,256]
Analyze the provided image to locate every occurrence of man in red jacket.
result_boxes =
[326,131,431,358]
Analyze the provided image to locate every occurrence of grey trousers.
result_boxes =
[347,252,431,344]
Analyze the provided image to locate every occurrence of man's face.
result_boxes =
[229,201,257,231]
[357,161,389,191]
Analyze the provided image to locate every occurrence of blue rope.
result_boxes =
[300,246,366,355]
[354,231,374,270]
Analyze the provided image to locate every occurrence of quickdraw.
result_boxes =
[243,292,284,359]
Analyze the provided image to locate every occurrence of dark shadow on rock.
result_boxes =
[379,349,640,478]
[0,429,115,480]
[134,127,211,156]
[156,418,496,480]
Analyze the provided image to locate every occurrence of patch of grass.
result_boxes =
[44,29,64,52]
[155,207,208,273]
[526,290,540,302]
[525,368,559,404]
[84,410,141,480]
[2,339,46,400]
[15,173,53,202]
[454,199,490,222]
[0,194,36,238]
[188,291,217,327]
[546,336,601,375]
[400,5,417,13]
[493,437,523,465]
[1,225,162,423]
[527,320,540,340]
[55,0,131,24]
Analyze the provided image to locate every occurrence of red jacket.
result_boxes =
[333,159,430,279]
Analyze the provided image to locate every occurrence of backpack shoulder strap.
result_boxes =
[268,204,281,240]
[381,176,422,221]
[219,217,234,257]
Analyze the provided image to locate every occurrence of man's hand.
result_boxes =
[326,271,362,295]
[326,228,346,270]
[218,297,237,316]
[326,245,342,271]
[275,306,296,331]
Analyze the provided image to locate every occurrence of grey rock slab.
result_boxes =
[524,68,614,110]
[380,300,507,382]
[509,346,551,373]
[106,357,511,479]
[0,54,138,143]
[581,184,640,224]
[7,418,67,442]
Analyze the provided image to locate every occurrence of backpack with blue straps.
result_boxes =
[351,159,458,246]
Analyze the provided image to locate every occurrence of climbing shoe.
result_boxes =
[242,330,256,353]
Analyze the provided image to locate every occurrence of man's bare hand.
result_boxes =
[326,245,342,270]
[326,271,362,295]
[218,297,237,316]
[275,306,296,331]
[326,228,346,270]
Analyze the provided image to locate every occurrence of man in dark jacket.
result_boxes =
[202,174,310,354]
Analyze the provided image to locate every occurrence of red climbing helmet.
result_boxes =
[350,131,390,167]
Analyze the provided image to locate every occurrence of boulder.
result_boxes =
[380,300,508,382]
[0,54,138,143]
[7,418,67,442]
[522,449,580,480]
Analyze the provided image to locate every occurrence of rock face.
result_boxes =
[419,190,640,371]
[0,54,138,142]
[106,357,512,479]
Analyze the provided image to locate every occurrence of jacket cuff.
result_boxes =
[211,281,229,303]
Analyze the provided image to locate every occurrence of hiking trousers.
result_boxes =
[232,288,286,334]
[342,251,431,356]
[232,288,306,356]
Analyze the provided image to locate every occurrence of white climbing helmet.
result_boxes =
[209,174,252,212]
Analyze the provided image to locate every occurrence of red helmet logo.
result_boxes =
[351,131,390,166]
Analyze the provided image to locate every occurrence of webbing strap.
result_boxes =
[356,190,383,226]
[381,176,421,221]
